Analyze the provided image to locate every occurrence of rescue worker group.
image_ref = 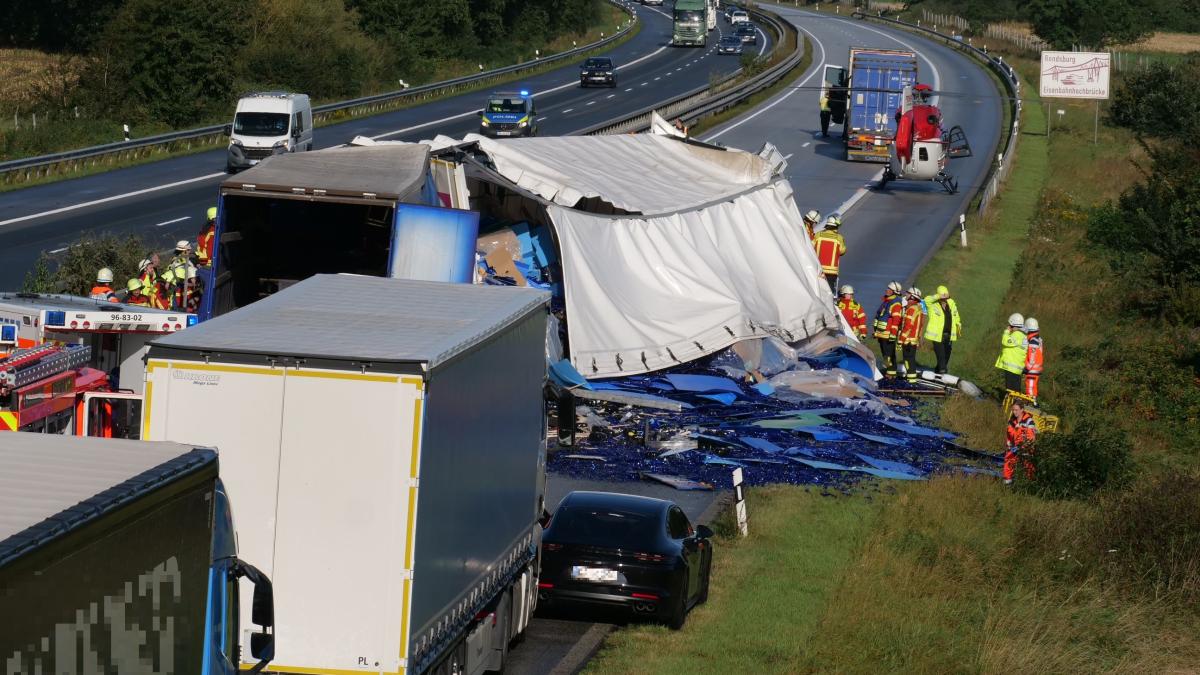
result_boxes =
[812,209,1046,486]
[88,206,216,312]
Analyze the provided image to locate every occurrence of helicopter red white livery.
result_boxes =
[879,83,973,193]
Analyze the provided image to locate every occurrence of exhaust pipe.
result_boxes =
[633,602,657,613]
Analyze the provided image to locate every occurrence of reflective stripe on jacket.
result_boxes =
[994,328,1027,374]
[899,301,923,345]
[1025,333,1043,374]
[923,296,962,342]
[813,230,846,275]
[838,297,867,337]
[197,225,215,266]
[873,294,903,339]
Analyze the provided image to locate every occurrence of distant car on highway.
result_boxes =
[643,0,664,5]
[718,35,744,54]
[580,57,618,88]
[730,9,749,24]
[538,491,713,629]
[736,22,758,44]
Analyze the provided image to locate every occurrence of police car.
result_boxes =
[478,90,538,138]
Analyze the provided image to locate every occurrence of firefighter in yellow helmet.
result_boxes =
[923,285,962,374]
[197,206,216,267]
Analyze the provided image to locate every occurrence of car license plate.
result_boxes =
[571,566,617,582]
[496,131,511,136]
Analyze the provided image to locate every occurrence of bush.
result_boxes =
[1023,409,1133,499]
[23,233,152,297]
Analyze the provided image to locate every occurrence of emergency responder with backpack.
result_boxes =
[873,281,904,377]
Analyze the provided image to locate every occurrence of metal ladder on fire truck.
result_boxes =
[0,344,92,431]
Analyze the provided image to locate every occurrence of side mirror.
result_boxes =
[223,124,232,136]
[476,110,484,117]
[250,632,275,661]
[251,574,274,627]
[232,559,275,673]
[290,126,301,139]
[696,525,714,539]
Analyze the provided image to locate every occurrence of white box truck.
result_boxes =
[225,91,313,173]
[143,274,550,675]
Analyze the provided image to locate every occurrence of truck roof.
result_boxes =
[221,144,430,202]
[150,274,550,371]
[0,435,216,568]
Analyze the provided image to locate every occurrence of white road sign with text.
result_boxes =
[1040,51,1110,99]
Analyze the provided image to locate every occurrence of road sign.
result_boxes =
[1040,51,1110,99]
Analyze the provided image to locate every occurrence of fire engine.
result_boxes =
[0,292,195,437]
[880,83,973,193]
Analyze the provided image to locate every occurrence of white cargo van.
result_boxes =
[224,91,313,173]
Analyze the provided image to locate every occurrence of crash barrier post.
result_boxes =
[733,468,749,537]
[577,4,801,136]
[0,0,638,187]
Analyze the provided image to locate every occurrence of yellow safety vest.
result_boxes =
[994,328,1027,374]
[923,296,961,342]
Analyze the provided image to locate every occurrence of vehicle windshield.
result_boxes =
[737,24,755,32]
[549,506,660,549]
[487,98,527,114]
[721,36,741,44]
[233,112,289,137]
[584,58,612,69]
[675,10,703,22]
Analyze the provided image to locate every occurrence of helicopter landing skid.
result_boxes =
[935,171,958,194]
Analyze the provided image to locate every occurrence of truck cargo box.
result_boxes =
[845,48,918,162]
[145,274,550,674]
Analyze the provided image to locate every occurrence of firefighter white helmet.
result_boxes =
[887,281,903,294]
[907,286,921,298]
[1024,317,1039,331]
[839,285,854,296]
[96,267,113,284]
[803,210,820,224]
[1008,313,1025,328]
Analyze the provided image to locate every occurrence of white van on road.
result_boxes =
[225,91,313,173]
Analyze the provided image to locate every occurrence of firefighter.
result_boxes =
[137,257,167,309]
[159,265,182,311]
[802,210,821,241]
[1004,402,1038,484]
[89,268,119,302]
[197,206,216,267]
[995,313,1027,394]
[923,285,962,374]
[898,286,924,380]
[182,264,202,313]
[837,285,867,340]
[872,281,904,377]
[125,278,153,307]
[812,215,846,295]
[1023,317,1043,404]
[172,240,194,268]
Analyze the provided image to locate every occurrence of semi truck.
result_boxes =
[200,143,478,321]
[827,48,918,162]
[144,273,551,675]
[0,434,274,673]
[672,0,708,46]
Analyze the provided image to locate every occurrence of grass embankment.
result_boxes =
[589,51,1200,674]
[0,1,637,192]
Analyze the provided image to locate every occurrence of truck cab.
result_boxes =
[673,0,708,46]
[478,90,538,137]
[225,92,313,173]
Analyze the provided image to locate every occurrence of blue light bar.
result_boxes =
[45,310,66,327]
[186,315,198,327]
[519,89,530,97]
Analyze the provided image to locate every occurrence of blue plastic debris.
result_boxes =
[703,454,746,467]
[854,453,923,477]
[789,457,855,471]
[784,446,817,457]
[549,359,593,390]
[835,353,875,379]
[739,437,785,454]
[739,457,789,465]
[857,466,925,481]
[698,392,738,405]
[882,420,956,439]
[752,413,830,429]
[664,373,744,394]
[794,426,853,442]
[641,473,714,491]
[851,431,908,446]
[752,382,776,396]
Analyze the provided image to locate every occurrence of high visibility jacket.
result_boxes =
[1025,332,1043,374]
[1006,411,1037,451]
[197,224,215,267]
[873,293,903,339]
[898,301,923,345]
[923,296,962,342]
[89,285,119,303]
[819,94,830,112]
[127,292,153,307]
[813,230,846,275]
[838,297,867,337]
[994,328,1027,374]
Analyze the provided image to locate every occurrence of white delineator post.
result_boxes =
[959,214,967,247]
[733,468,748,537]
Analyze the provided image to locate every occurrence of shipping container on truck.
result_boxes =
[201,144,479,322]
[0,434,274,674]
[835,48,918,162]
[144,274,550,675]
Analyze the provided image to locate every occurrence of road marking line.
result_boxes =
[641,82,648,86]
[703,22,827,142]
[155,216,191,227]
[0,173,224,229]
[49,247,68,254]
[537,116,548,121]
[831,171,884,218]
[624,87,633,92]
[587,100,595,106]
[654,76,661,80]
[802,142,811,147]
[606,94,615,99]
[783,152,794,159]
[562,108,574,113]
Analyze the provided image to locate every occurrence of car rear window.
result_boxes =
[549,506,659,549]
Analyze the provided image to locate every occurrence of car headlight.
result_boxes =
[272,140,288,154]
[480,118,491,127]
[231,138,243,146]
[605,71,614,76]
[518,120,529,128]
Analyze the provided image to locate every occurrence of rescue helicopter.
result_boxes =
[879,83,973,193]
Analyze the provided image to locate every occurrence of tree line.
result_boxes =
[0,0,605,128]
[903,0,1200,48]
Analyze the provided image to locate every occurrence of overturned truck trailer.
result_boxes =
[418,133,849,379]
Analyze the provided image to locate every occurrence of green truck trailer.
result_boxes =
[673,0,708,47]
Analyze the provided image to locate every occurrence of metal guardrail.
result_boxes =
[577,5,801,136]
[0,0,639,185]
[852,11,1023,217]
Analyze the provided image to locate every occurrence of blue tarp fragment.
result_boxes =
[854,453,923,477]
[739,457,789,465]
[852,431,908,446]
[882,420,957,439]
[549,359,594,390]
[739,437,786,454]
[794,426,853,442]
[664,374,744,394]
[752,413,830,429]
[703,454,746,467]
[789,457,856,471]
[641,473,714,491]
[698,392,738,405]
[785,446,817,457]
[753,382,776,396]
[857,466,925,481]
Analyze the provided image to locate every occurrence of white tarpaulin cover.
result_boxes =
[456,134,842,378]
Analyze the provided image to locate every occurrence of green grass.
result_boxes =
[584,485,882,674]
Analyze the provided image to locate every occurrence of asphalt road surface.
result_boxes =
[0,3,771,288]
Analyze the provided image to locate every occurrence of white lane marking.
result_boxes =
[654,76,661,80]
[802,142,811,147]
[757,27,768,56]
[49,247,68,254]
[587,100,596,105]
[625,87,633,92]
[155,216,191,227]
[783,152,794,159]
[0,173,224,229]
[832,172,884,218]
[606,94,615,99]
[703,22,827,142]
[640,82,648,86]
[562,108,574,113]
[537,116,548,121]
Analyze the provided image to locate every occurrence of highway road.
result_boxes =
[0,3,771,288]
